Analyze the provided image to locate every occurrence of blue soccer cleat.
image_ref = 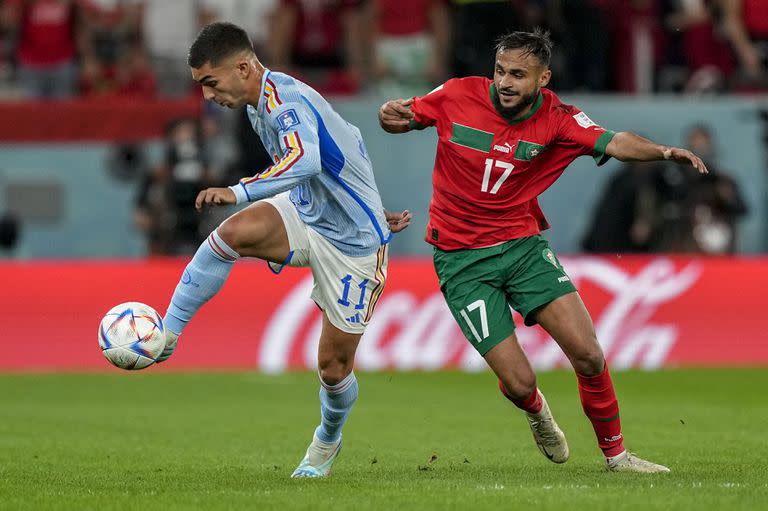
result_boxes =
[291,433,343,478]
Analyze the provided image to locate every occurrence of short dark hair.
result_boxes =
[495,29,553,67]
[188,22,254,68]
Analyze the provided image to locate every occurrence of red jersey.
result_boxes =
[410,77,614,250]
[11,0,78,67]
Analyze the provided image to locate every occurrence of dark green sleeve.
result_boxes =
[408,119,427,131]
[592,130,616,166]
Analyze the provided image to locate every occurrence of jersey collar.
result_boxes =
[254,69,271,114]
[489,83,543,125]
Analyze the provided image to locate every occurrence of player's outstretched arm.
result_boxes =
[379,98,415,134]
[606,131,708,174]
[384,209,412,233]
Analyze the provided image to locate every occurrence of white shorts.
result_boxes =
[263,194,389,334]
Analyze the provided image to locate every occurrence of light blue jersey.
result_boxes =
[228,70,391,257]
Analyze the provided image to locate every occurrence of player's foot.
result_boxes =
[155,331,178,364]
[290,433,342,478]
[525,393,569,463]
[606,451,670,473]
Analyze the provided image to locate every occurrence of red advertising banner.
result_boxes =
[0,97,201,142]
[0,257,765,371]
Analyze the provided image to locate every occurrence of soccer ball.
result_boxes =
[98,302,166,370]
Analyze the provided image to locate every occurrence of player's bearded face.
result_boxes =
[493,49,550,118]
[495,86,539,118]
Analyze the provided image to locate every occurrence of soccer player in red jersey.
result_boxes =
[379,29,708,473]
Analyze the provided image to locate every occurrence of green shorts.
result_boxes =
[433,235,577,356]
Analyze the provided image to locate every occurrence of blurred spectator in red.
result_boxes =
[79,0,140,68]
[720,0,768,89]
[269,0,365,95]
[114,41,154,96]
[136,0,210,97]
[597,0,667,93]
[1,0,84,98]
[365,0,450,95]
[201,0,278,57]
[663,0,734,93]
[80,40,155,97]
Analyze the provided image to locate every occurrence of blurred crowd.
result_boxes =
[582,123,749,255]
[1,0,767,100]
[0,0,761,258]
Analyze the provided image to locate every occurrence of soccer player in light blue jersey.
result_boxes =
[158,22,411,479]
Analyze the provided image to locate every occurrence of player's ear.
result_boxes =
[539,69,552,88]
[235,56,250,79]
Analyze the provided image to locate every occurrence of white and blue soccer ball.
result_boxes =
[98,302,165,370]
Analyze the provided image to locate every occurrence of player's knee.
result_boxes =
[500,372,537,401]
[216,218,245,252]
[571,344,605,376]
[319,365,351,387]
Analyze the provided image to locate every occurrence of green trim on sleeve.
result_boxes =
[592,130,616,166]
[408,119,427,130]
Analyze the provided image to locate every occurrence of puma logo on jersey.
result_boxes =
[493,142,513,154]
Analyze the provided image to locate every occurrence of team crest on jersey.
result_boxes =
[514,140,546,161]
[573,111,597,129]
[277,109,301,131]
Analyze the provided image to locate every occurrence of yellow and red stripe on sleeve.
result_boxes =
[263,78,282,114]
[240,132,305,185]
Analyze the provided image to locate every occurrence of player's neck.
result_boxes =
[246,61,266,106]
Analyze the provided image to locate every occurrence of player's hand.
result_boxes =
[195,187,237,210]
[663,147,708,174]
[384,209,412,233]
[379,98,415,129]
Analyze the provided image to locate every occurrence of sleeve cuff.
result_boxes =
[408,119,426,130]
[230,183,249,204]
[592,130,615,166]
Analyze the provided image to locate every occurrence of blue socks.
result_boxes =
[164,230,239,335]
[315,371,358,444]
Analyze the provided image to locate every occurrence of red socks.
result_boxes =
[498,380,543,414]
[577,362,625,457]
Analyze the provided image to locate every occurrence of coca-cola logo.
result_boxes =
[257,258,701,372]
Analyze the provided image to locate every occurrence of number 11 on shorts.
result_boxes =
[460,299,489,343]
[338,274,369,310]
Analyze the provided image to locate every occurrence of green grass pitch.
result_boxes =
[1,369,766,510]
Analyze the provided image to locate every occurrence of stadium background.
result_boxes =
[1,0,766,371]
[1,2,768,509]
